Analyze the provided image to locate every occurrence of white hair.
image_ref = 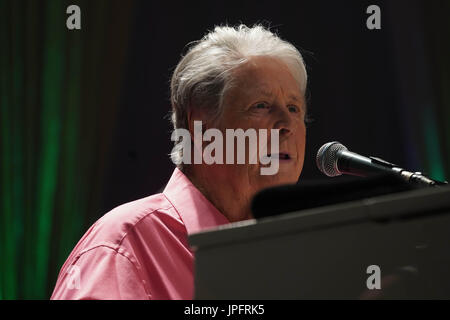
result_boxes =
[169,24,308,167]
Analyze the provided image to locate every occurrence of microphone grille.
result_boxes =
[316,141,348,177]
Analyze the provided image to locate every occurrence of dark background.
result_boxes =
[1,0,449,299]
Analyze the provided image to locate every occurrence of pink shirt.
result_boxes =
[50,168,229,300]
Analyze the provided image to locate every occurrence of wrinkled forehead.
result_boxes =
[225,56,304,104]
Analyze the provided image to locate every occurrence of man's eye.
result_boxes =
[288,105,299,113]
[253,102,269,110]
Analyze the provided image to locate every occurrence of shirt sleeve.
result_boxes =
[50,245,151,300]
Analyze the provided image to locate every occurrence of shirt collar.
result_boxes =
[163,168,229,235]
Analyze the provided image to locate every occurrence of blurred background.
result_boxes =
[0,0,449,299]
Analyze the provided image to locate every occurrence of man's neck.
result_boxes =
[183,165,253,223]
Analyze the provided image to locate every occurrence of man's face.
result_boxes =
[213,56,306,193]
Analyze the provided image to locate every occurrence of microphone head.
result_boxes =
[316,141,348,177]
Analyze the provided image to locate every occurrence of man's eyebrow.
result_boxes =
[288,94,308,114]
[288,94,304,103]
[255,87,303,101]
[253,87,305,110]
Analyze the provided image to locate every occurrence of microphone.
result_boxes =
[316,141,445,187]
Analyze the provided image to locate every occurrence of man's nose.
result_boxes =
[272,103,294,139]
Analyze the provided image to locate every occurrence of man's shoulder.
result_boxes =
[98,193,174,235]
[71,192,184,258]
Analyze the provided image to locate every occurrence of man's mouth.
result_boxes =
[268,153,292,160]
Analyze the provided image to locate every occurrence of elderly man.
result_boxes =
[51,24,308,300]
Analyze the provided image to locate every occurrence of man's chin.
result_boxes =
[256,172,300,190]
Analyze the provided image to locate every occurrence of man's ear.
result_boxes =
[187,107,207,139]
